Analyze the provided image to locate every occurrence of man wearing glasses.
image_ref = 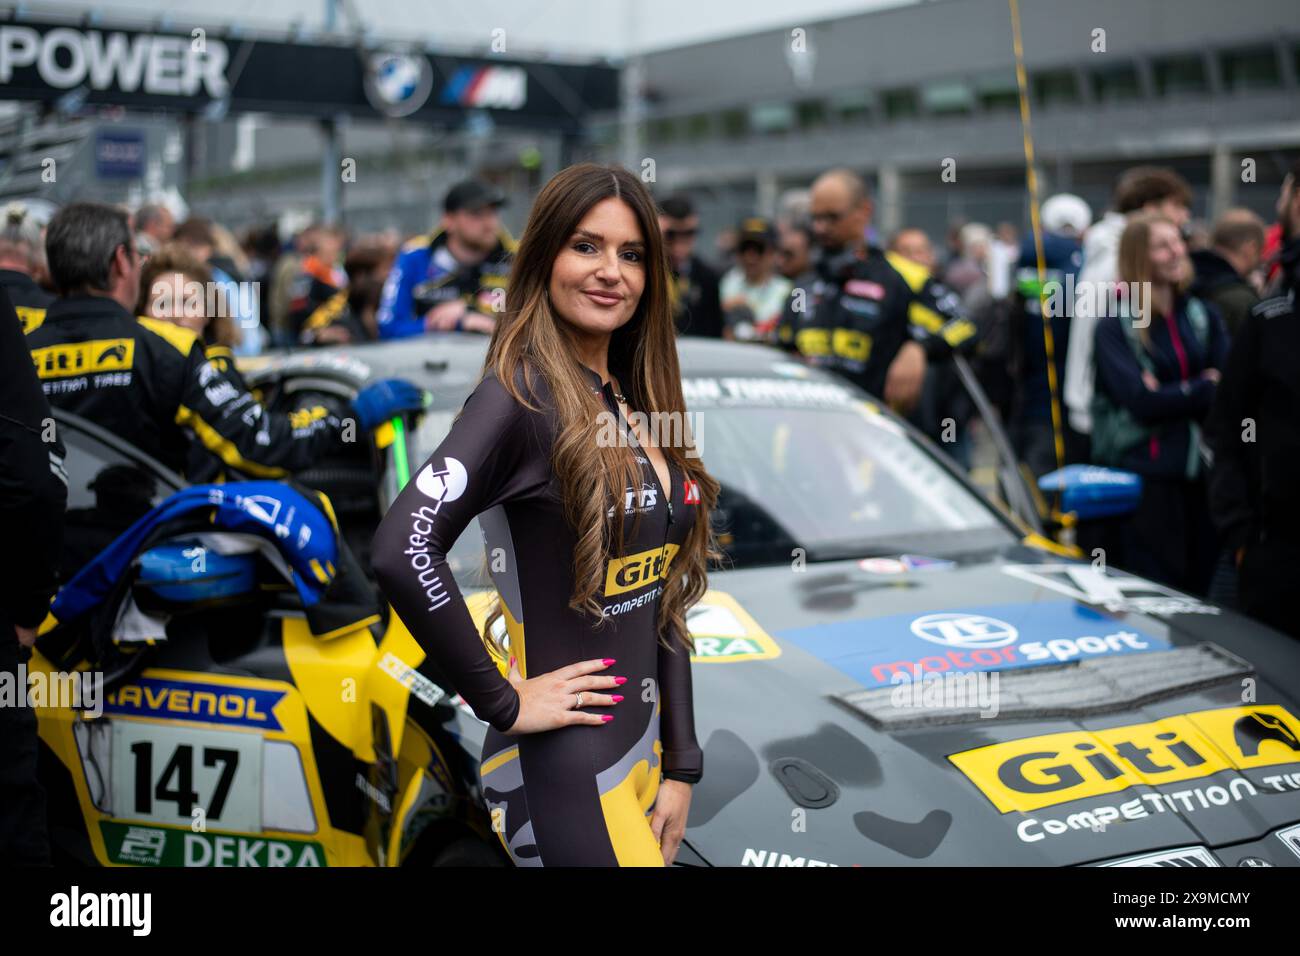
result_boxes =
[775,168,976,413]
[26,202,423,481]
[658,194,724,338]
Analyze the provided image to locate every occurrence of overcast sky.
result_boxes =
[37,0,917,57]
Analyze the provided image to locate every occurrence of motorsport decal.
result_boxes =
[859,557,906,574]
[377,651,445,708]
[103,675,286,731]
[1277,823,1300,861]
[31,338,135,378]
[776,599,1170,689]
[858,554,956,574]
[686,590,782,662]
[415,456,467,509]
[604,543,680,599]
[100,822,324,867]
[1098,847,1221,867]
[608,483,659,517]
[900,554,956,572]
[1002,563,1219,616]
[742,847,840,867]
[440,65,527,110]
[682,376,855,408]
[405,463,465,612]
[949,705,1300,814]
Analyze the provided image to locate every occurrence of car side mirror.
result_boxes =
[1037,465,1141,521]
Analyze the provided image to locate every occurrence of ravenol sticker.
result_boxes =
[104,676,286,731]
[949,705,1300,813]
[777,599,1171,689]
[100,821,325,867]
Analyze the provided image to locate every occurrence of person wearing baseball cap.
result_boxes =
[720,216,792,341]
[377,179,516,338]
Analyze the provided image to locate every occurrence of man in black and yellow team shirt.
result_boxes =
[775,169,976,411]
[27,202,424,481]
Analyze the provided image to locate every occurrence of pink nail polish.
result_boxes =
[611,695,624,703]
[509,656,515,668]
[602,658,616,666]
[614,676,628,685]
[601,715,614,722]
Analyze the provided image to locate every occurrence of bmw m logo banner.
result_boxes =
[440,65,527,109]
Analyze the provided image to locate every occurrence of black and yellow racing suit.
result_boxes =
[299,289,370,345]
[1,269,54,334]
[26,294,349,480]
[774,244,977,397]
[371,361,703,866]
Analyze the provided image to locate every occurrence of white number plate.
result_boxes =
[110,721,263,832]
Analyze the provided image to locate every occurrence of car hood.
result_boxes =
[682,544,1300,867]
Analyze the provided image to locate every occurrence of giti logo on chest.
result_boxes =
[605,544,680,597]
[31,339,135,378]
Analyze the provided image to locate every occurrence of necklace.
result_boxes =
[608,376,628,405]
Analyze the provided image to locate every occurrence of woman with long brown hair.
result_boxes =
[372,163,719,866]
[1090,212,1228,594]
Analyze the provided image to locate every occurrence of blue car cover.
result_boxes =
[49,481,381,644]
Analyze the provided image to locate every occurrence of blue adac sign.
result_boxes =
[104,676,285,731]
[778,600,1171,689]
[95,129,145,180]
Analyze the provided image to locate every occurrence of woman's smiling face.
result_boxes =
[1147,218,1189,286]
[548,197,646,339]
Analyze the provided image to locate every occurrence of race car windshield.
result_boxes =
[400,398,1012,586]
[698,402,1012,568]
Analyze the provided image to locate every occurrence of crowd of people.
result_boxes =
[1,155,1299,872]
[1,159,1297,651]
[585,161,1300,638]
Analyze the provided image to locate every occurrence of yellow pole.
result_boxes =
[1008,0,1066,472]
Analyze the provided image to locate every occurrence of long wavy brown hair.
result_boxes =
[1117,212,1192,350]
[480,162,720,656]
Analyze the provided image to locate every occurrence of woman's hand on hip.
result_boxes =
[502,656,625,735]
[651,779,692,865]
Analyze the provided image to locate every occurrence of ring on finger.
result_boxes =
[574,691,584,709]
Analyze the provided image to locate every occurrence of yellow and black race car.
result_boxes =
[33,373,508,867]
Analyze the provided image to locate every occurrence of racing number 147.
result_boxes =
[130,742,239,819]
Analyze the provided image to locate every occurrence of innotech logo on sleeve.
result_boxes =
[776,600,1171,689]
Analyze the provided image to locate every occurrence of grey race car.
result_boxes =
[195,336,1300,865]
